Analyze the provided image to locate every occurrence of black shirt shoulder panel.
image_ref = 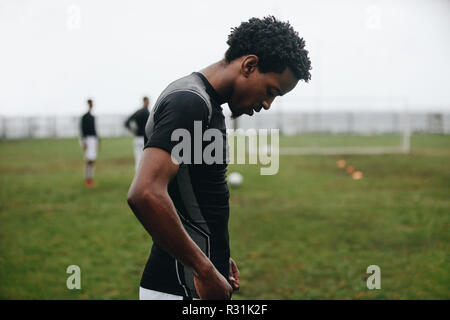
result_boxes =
[144,90,209,156]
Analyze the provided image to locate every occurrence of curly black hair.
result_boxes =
[225,16,311,82]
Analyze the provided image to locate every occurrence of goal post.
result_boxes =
[227,97,412,156]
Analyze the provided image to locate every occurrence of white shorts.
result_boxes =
[83,136,98,161]
[139,287,196,300]
[133,136,145,170]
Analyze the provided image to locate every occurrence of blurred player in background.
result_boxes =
[80,99,99,187]
[127,16,311,300]
[124,96,150,171]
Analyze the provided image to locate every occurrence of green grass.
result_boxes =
[278,133,406,148]
[0,135,449,299]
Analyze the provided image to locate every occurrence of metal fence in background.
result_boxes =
[0,112,449,140]
[0,115,131,139]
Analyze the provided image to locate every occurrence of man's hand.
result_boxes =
[229,257,240,291]
[83,142,87,151]
[194,265,233,300]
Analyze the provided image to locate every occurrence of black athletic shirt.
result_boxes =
[80,112,97,137]
[140,72,230,299]
[124,107,150,137]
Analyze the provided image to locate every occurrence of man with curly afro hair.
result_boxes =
[222,16,311,117]
[128,16,311,300]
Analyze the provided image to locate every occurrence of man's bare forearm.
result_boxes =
[127,190,214,277]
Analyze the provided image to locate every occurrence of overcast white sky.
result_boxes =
[0,0,449,116]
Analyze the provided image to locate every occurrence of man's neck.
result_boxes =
[199,59,236,104]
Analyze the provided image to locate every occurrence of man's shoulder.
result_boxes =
[159,73,210,106]
[155,73,212,122]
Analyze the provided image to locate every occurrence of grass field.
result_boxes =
[0,134,449,299]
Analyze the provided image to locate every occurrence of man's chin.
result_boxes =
[229,103,254,119]
[230,111,243,119]
[231,109,253,119]
[229,104,243,119]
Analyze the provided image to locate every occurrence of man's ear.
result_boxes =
[241,55,259,77]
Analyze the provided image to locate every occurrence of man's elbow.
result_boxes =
[127,188,144,209]
[127,187,161,210]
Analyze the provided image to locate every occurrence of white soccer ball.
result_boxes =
[228,172,243,188]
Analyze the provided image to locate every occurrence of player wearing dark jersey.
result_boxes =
[124,96,151,171]
[80,99,99,187]
[127,16,311,300]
